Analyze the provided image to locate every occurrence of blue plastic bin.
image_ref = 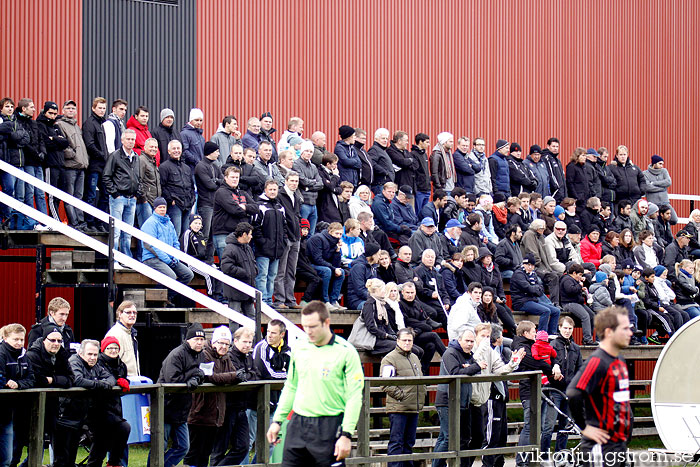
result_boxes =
[122,376,153,444]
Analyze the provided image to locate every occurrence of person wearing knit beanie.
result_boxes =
[189,108,204,123]
[650,154,664,166]
[160,108,175,123]
[186,322,205,341]
[101,336,120,352]
[211,325,232,345]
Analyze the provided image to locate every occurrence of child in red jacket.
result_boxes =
[531,330,557,385]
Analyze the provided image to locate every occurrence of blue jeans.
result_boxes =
[516,399,550,466]
[416,191,431,217]
[501,269,514,279]
[388,413,418,467]
[312,265,345,303]
[109,195,136,258]
[149,422,188,467]
[300,203,317,235]
[84,170,109,226]
[167,204,190,242]
[0,419,12,467]
[135,202,153,260]
[520,296,561,335]
[255,257,280,304]
[22,165,47,214]
[685,306,700,319]
[62,168,85,226]
[214,234,227,262]
[0,171,15,220]
[433,406,470,467]
[143,258,194,300]
[543,391,570,453]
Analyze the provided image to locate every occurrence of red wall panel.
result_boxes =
[197,0,700,212]
[0,0,83,119]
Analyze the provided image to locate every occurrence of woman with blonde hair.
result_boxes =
[384,282,406,329]
[675,259,700,319]
[349,184,373,219]
[361,278,400,355]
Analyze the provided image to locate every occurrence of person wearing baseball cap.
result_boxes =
[38,100,70,227]
[407,217,442,267]
[510,252,561,335]
[660,229,693,282]
[392,185,419,231]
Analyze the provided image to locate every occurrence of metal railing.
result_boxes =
[0,159,304,341]
[1,371,542,467]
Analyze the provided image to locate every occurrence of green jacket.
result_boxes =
[273,333,364,433]
[380,346,426,413]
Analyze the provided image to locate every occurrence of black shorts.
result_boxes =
[282,413,344,467]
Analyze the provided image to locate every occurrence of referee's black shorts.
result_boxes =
[282,413,344,467]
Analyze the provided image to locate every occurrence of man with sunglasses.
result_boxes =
[16,327,74,467]
[105,300,141,376]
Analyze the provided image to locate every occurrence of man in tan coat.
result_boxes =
[380,328,427,467]
[105,300,140,376]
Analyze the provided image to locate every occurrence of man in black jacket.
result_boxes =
[103,128,140,259]
[37,101,70,223]
[252,180,287,306]
[495,224,523,279]
[154,323,206,467]
[82,97,110,231]
[150,108,181,162]
[19,328,74,467]
[368,128,394,195]
[513,320,556,466]
[221,222,258,332]
[274,172,303,309]
[663,229,692,283]
[0,324,33,465]
[412,133,432,215]
[15,98,48,221]
[541,137,567,203]
[211,327,258,466]
[354,128,374,187]
[53,339,117,467]
[159,139,195,239]
[194,141,223,261]
[388,131,418,193]
[306,222,346,310]
[545,317,582,455]
[212,166,259,261]
[27,296,77,352]
[433,327,485,467]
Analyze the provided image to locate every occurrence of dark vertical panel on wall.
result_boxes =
[82,0,196,131]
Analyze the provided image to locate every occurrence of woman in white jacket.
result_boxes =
[653,265,689,329]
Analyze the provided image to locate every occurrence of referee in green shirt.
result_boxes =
[267,301,365,466]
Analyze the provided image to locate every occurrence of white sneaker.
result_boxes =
[33,224,51,231]
[331,301,347,311]
[113,263,126,270]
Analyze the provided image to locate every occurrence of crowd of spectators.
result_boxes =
[0,297,291,467]
[2,96,699,465]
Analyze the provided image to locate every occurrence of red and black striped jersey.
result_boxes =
[570,348,632,442]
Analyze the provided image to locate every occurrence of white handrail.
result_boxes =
[668,194,700,201]
[0,191,256,328]
[0,159,305,341]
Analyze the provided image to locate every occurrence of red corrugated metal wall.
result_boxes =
[0,0,83,118]
[197,0,700,209]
